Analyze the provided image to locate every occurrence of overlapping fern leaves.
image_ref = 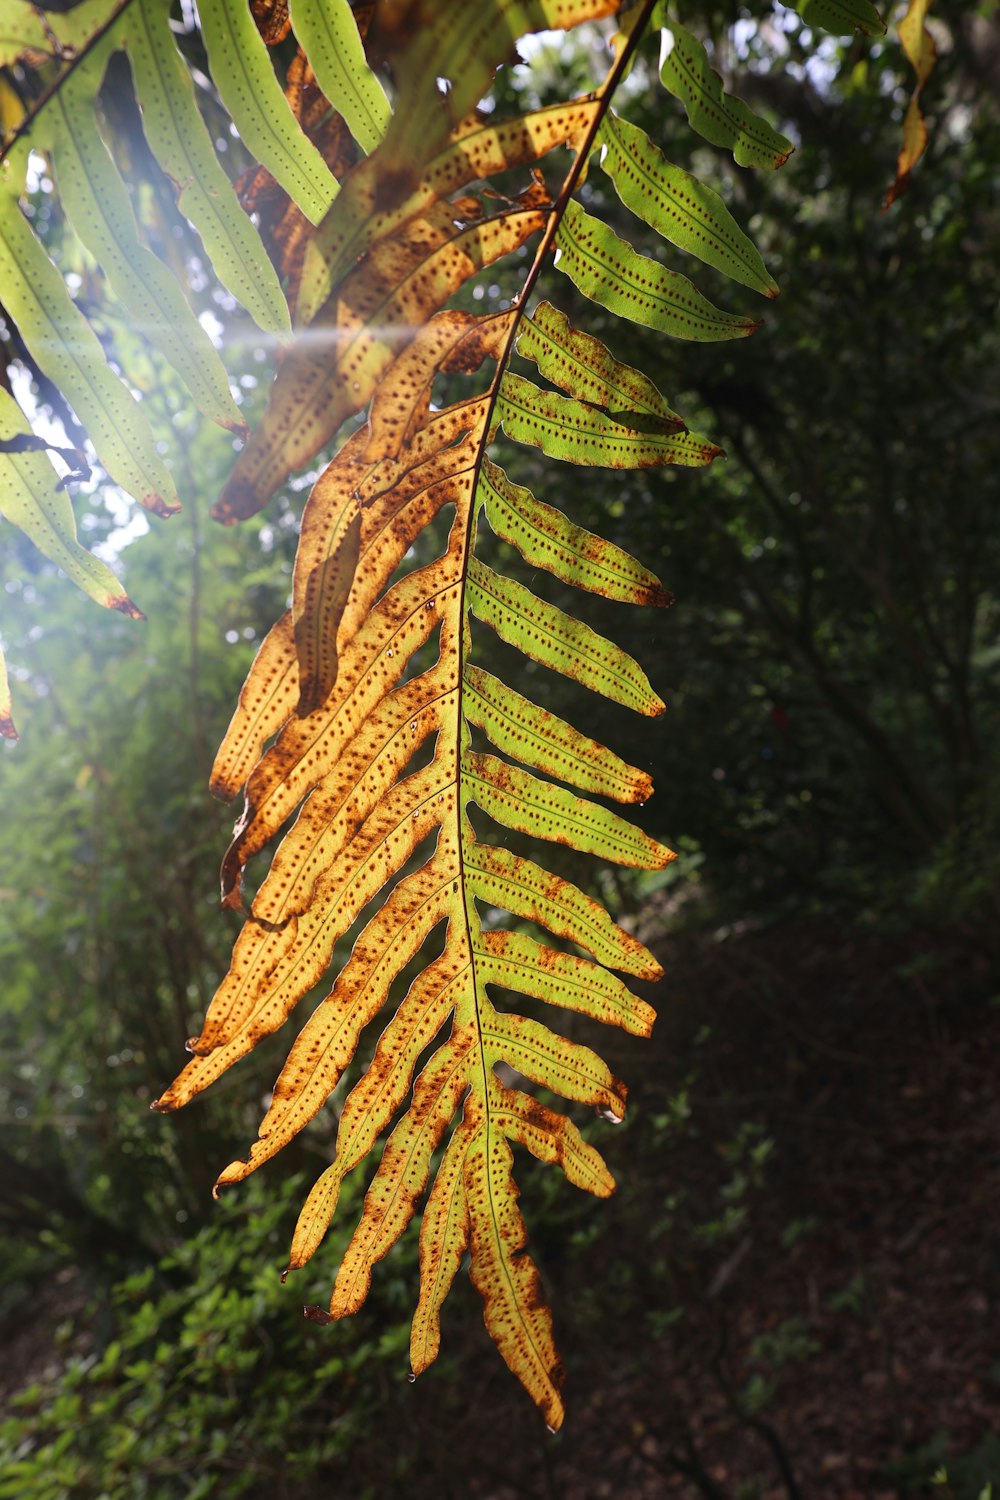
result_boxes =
[3,0,884,1423]
[0,0,385,719]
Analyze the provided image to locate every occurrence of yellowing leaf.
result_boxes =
[297,100,598,325]
[216,192,547,521]
[0,643,16,741]
[146,0,805,1428]
[6,1,873,1431]
[370,0,617,189]
[884,0,937,208]
[464,1127,564,1427]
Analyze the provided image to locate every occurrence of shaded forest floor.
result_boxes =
[563,915,1000,1500]
[3,915,998,1500]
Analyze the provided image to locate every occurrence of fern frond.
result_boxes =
[197,0,338,222]
[153,0,791,1425]
[796,0,886,37]
[653,9,794,169]
[884,0,936,208]
[0,389,142,617]
[287,0,390,155]
[0,138,181,516]
[0,0,314,648]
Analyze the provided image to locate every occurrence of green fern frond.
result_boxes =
[0,0,353,616]
[796,0,886,37]
[653,8,794,169]
[0,388,143,616]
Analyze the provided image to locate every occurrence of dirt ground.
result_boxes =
[537,919,998,1500]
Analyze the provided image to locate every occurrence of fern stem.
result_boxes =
[451,0,660,1233]
[485,0,660,417]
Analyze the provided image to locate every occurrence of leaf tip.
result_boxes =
[146,493,182,518]
[109,594,146,621]
[882,172,912,212]
[219,869,246,913]
[211,475,259,525]
[303,1304,334,1324]
[214,1159,248,1195]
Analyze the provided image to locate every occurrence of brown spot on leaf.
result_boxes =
[108,594,146,620]
[145,493,181,518]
